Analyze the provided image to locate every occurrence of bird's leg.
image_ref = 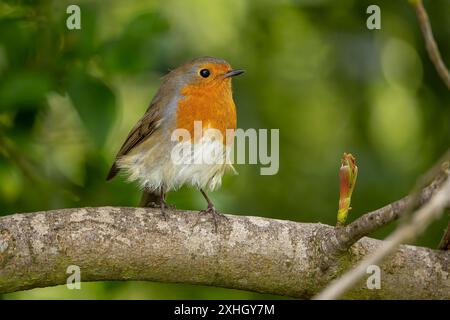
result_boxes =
[200,188,215,212]
[197,188,227,232]
[159,187,167,220]
[160,186,175,210]
[158,186,176,221]
[139,186,175,220]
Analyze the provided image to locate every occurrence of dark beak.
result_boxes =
[224,69,245,78]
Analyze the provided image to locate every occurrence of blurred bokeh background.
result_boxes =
[0,0,449,299]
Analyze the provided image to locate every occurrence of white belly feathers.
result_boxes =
[117,133,236,192]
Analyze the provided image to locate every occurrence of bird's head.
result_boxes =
[166,57,244,93]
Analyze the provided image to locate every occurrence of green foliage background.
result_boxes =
[0,0,449,299]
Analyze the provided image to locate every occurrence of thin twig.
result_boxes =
[438,221,450,250]
[330,172,447,253]
[314,177,450,300]
[412,0,450,90]
[322,151,450,258]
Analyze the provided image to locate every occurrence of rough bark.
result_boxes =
[0,207,449,299]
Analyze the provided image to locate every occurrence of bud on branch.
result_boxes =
[337,153,358,227]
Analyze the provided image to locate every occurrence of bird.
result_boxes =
[106,57,244,227]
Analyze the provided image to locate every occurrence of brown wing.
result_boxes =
[106,92,164,181]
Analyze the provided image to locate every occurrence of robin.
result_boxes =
[107,57,244,226]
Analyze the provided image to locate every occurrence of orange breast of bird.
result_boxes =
[176,81,236,144]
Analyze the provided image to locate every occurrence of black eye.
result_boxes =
[200,69,210,78]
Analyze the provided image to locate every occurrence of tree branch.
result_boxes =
[438,221,450,250]
[323,168,449,258]
[316,150,450,265]
[0,207,449,298]
[314,175,450,299]
[411,0,450,90]
[411,0,450,248]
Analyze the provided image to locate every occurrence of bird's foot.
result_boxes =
[159,200,176,221]
[143,201,160,208]
[160,201,176,210]
[195,205,228,232]
[143,201,175,221]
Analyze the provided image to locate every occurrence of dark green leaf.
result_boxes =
[0,71,51,111]
[67,73,116,147]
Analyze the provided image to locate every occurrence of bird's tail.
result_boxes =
[106,162,120,181]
